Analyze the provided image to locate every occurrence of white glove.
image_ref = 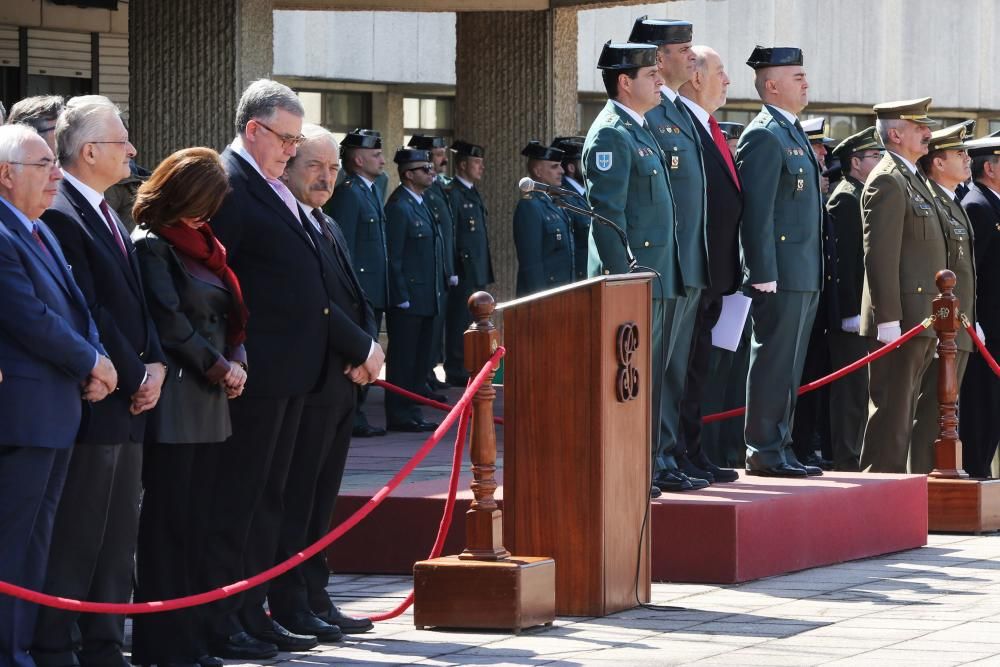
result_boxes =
[397,301,410,310]
[448,275,459,286]
[976,321,986,347]
[876,321,902,345]
[841,315,861,333]
[752,281,778,293]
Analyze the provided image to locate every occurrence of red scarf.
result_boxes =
[158,223,249,347]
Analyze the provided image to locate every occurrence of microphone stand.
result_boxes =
[547,194,638,271]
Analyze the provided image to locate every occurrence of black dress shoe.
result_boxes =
[786,454,824,476]
[207,632,278,660]
[427,377,450,390]
[650,485,662,499]
[654,469,696,492]
[388,419,428,433]
[196,656,223,667]
[249,620,318,652]
[422,385,448,402]
[352,423,386,438]
[416,418,439,431]
[678,454,714,483]
[746,463,808,478]
[692,452,739,483]
[445,373,469,386]
[803,452,833,471]
[276,611,343,642]
[316,605,375,634]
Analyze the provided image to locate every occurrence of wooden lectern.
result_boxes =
[498,274,653,616]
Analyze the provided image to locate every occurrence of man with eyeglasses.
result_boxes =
[327,128,389,438]
[0,122,114,667]
[825,126,882,470]
[206,78,370,658]
[32,95,166,667]
[383,147,446,432]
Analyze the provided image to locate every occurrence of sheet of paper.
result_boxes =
[711,292,752,351]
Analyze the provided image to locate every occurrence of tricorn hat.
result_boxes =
[450,140,485,158]
[717,122,745,141]
[341,128,382,149]
[628,16,693,45]
[551,136,585,160]
[407,134,447,150]
[521,140,566,162]
[597,40,658,70]
[746,45,803,70]
[393,147,431,165]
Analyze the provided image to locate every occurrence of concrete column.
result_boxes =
[454,7,578,303]
[373,90,405,195]
[130,0,273,166]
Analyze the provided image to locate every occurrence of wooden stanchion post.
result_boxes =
[412,292,555,632]
[930,270,969,479]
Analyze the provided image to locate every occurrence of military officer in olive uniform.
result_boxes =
[444,140,494,385]
[513,141,574,296]
[327,128,389,438]
[910,122,979,473]
[383,147,445,432]
[552,136,592,281]
[583,40,689,496]
[628,17,712,487]
[826,127,883,470]
[736,46,824,478]
[859,98,947,473]
[408,134,457,396]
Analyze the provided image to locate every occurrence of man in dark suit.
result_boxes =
[737,46,824,478]
[327,129,389,438]
[0,123,115,667]
[32,95,166,667]
[959,137,1000,478]
[206,79,382,658]
[676,45,741,483]
[266,123,380,640]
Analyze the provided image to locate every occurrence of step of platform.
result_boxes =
[327,472,928,584]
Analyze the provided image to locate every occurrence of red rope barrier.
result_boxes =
[965,317,1000,378]
[701,318,933,424]
[0,347,505,615]
[374,379,505,426]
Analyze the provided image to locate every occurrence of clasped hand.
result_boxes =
[344,341,385,386]
[82,355,118,403]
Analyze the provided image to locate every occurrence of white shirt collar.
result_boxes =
[611,100,646,127]
[61,169,105,220]
[354,173,375,189]
[681,96,710,133]
[766,104,799,126]
[660,85,679,103]
[297,199,324,231]
[888,151,918,174]
[456,175,474,190]
[231,137,268,180]
[403,186,424,204]
[565,176,585,195]
[934,183,957,200]
[0,195,35,234]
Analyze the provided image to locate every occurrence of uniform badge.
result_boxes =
[796,176,805,192]
[596,152,613,171]
[670,155,680,170]
[672,126,680,134]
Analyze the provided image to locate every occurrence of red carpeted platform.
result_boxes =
[327,471,928,584]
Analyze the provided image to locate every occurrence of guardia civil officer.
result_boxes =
[737,46,824,478]
[513,141,574,296]
[383,148,445,431]
[582,40,689,496]
[910,122,979,473]
[326,128,388,438]
[859,98,945,473]
[444,140,493,386]
[551,136,592,281]
[826,127,883,470]
[629,17,711,488]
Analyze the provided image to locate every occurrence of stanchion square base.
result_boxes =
[929,478,1000,533]
[413,555,555,632]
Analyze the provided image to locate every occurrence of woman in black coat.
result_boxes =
[130,147,247,667]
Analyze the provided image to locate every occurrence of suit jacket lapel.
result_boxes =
[1,213,75,298]
[229,151,317,252]
[695,122,740,190]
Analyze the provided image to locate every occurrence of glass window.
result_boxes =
[292,89,372,144]
[403,96,454,147]
[989,120,1000,137]
[297,91,322,125]
[578,99,605,135]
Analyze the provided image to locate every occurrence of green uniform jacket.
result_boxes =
[562,177,592,281]
[385,185,445,317]
[426,177,456,278]
[736,105,823,291]
[860,154,946,339]
[326,173,388,309]
[582,99,682,299]
[512,191,574,296]
[928,179,976,352]
[827,175,865,318]
[645,92,708,289]
[446,179,494,287]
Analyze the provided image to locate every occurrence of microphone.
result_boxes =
[518,177,576,198]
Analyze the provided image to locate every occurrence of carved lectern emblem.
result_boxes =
[615,322,640,402]
[937,307,951,320]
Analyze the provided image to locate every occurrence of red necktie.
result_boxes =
[708,115,740,191]
[99,199,128,257]
[31,223,56,264]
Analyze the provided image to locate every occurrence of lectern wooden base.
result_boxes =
[928,478,1000,533]
[413,556,555,632]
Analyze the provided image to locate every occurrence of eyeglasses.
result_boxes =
[409,165,435,174]
[254,120,305,149]
[857,152,884,160]
[9,158,58,169]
